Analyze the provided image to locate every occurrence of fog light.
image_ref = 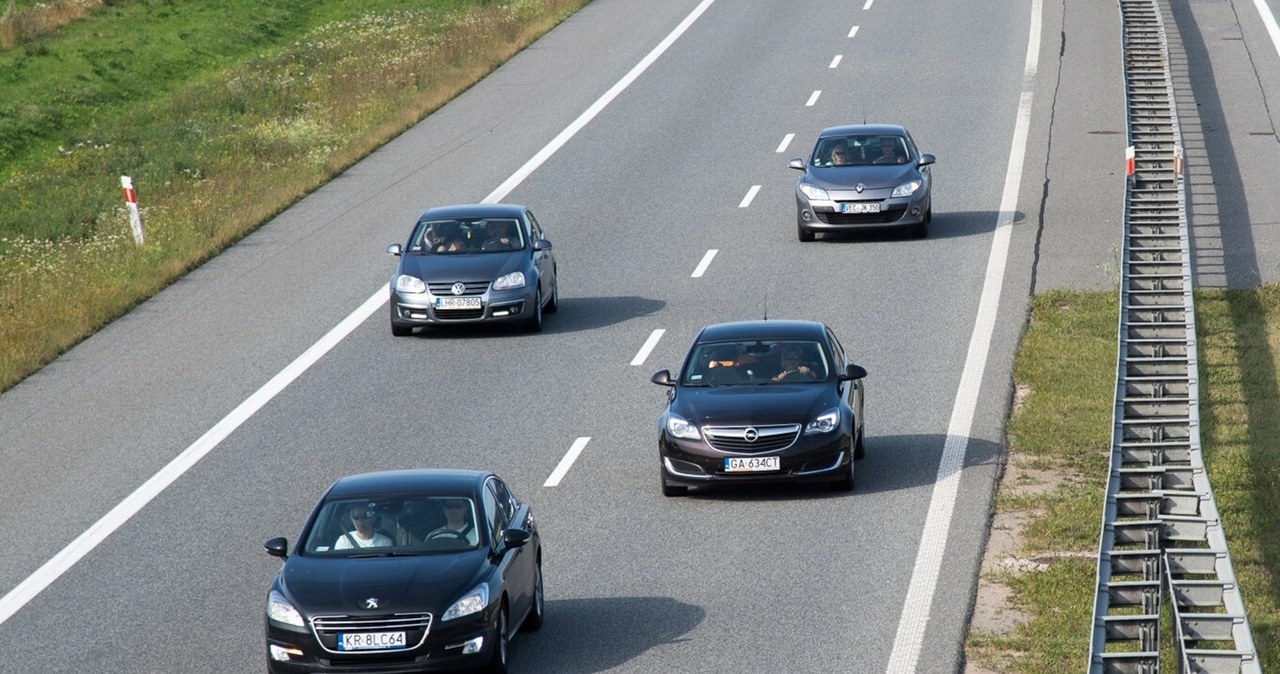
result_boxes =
[801,210,812,222]
[269,644,303,662]
[461,636,484,655]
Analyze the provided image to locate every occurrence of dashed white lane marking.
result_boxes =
[544,437,591,487]
[863,0,874,10]
[830,54,843,68]
[739,185,761,207]
[776,133,795,153]
[805,90,822,107]
[692,249,718,278]
[0,0,722,629]
[883,0,1042,671]
[848,25,860,38]
[631,329,666,366]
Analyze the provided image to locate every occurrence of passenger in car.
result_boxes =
[334,503,393,549]
[704,346,749,385]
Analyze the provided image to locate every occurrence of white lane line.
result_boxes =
[0,0,721,628]
[544,437,591,487]
[691,249,718,278]
[1252,0,1280,61]
[806,90,822,107]
[631,329,666,366]
[776,133,795,153]
[739,185,761,208]
[884,0,1041,671]
[863,0,874,10]
[829,54,843,68]
[848,25,860,38]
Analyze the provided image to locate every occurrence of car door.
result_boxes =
[484,478,532,625]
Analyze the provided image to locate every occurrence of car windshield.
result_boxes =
[302,496,482,556]
[682,340,830,386]
[812,135,910,167]
[407,218,525,255]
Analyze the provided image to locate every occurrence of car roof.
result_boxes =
[325,469,490,499]
[695,319,830,343]
[417,203,526,221]
[817,124,908,138]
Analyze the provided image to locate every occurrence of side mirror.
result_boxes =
[651,370,675,387]
[264,536,289,558]
[501,528,531,549]
[532,239,552,251]
[788,158,806,171]
[839,364,868,381]
[386,243,402,256]
[917,153,936,168]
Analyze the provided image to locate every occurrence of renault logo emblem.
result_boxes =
[744,428,758,442]
[855,183,866,193]
[363,598,379,610]
[451,282,466,296]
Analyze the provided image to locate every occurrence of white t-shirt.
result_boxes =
[334,531,393,549]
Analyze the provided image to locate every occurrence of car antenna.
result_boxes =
[763,291,769,320]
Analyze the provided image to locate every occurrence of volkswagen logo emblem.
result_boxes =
[744,427,758,443]
[855,183,866,193]
[451,282,466,296]
[363,598,379,610]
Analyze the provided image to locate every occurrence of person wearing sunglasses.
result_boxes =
[829,144,853,165]
[772,348,817,382]
[334,503,393,549]
[425,498,477,544]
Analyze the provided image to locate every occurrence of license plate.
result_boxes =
[839,202,880,214]
[724,456,780,472]
[435,297,481,310]
[338,631,406,651]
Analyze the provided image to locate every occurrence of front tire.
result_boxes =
[853,425,866,460]
[524,290,544,333]
[523,562,544,632]
[484,605,509,674]
[544,274,559,314]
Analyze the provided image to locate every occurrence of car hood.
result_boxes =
[674,384,836,426]
[277,550,488,615]
[397,251,524,283]
[803,164,919,191]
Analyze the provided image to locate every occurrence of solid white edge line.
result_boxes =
[0,0,721,628]
[739,185,761,208]
[0,289,388,626]
[848,25,860,38]
[883,0,1040,671]
[544,437,591,487]
[692,249,718,278]
[806,90,822,107]
[1252,0,1280,60]
[776,133,795,153]
[631,329,666,366]
[830,54,843,69]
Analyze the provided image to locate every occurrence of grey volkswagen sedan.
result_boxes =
[386,204,558,335]
[789,124,936,240]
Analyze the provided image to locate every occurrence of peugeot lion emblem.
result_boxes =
[744,427,759,443]
[451,282,466,296]
[855,183,866,193]
[363,597,379,610]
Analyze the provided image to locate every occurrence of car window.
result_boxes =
[682,340,830,385]
[481,486,502,547]
[303,496,482,555]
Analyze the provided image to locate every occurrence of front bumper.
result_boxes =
[658,426,851,488]
[389,285,536,327]
[795,190,929,231]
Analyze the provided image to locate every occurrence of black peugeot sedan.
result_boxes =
[789,123,936,240]
[386,204,558,335]
[651,320,868,496]
[263,469,542,674]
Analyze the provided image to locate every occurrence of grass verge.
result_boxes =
[965,288,1279,671]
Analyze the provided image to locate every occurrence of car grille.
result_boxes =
[310,613,432,655]
[427,281,488,296]
[820,204,906,225]
[435,308,485,320]
[703,424,800,453]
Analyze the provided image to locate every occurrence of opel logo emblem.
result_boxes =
[363,598,379,610]
[451,282,465,296]
[744,428,758,443]
[855,183,866,193]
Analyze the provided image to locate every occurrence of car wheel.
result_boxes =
[660,468,688,497]
[853,425,866,461]
[390,306,412,337]
[544,273,559,314]
[523,561,544,632]
[798,225,815,242]
[829,458,855,492]
[484,605,509,674]
[525,290,543,333]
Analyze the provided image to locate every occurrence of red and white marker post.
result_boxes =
[1125,145,1135,177]
[121,175,144,245]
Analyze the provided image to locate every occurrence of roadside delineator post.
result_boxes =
[1173,145,1183,178]
[121,175,144,245]
[1125,145,1135,177]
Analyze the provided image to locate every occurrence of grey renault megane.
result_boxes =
[789,124,936,240]
[386,204,558,335]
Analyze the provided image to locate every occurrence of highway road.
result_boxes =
[7,0,1276,671]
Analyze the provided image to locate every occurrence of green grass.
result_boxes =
[967,288,1279,671]
[0,0,589,392]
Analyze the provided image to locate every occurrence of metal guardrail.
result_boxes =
[1087,0,1260,672]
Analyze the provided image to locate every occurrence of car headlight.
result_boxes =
[804,408,840,435]
[394,274,426,294]
[492,271,526,291]
[798,183,830,201]
[666,413,701,440]
[267,590,305,627]
[891,179,922,198]
[442,584,489,621]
